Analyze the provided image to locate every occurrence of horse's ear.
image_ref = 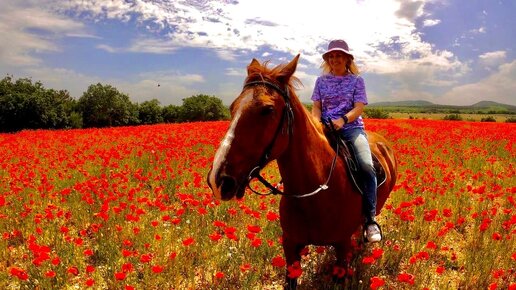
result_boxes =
[278,54,300,83]
[247,58,261,75]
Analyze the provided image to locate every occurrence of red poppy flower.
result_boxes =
[397,272,415,284]
[140,253,152,263]
[272,255,286,268]
[240,263,251,273]
[287,261,302,279]
[332,265,346,278]
[251,238,262,247]
[209,232,222,242]
[372,247,384,259]
[45,270,56,278]
[115,271,126,280]
[182,237,195,246]
[86,265,95,273]
[370,276,385,290]
[247,225,262,233]
[10,267,28,280]
[67,266,79,276]
[152,265,164,273]
[122,263,134,273]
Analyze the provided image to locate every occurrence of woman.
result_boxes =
[311,39,381,243]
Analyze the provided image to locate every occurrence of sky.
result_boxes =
[0,0,515,106]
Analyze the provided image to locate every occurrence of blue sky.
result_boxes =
[1,0,514,106]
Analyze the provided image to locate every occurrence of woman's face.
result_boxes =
[326,51,349,75]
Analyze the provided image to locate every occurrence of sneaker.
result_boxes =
[365,223,382,243]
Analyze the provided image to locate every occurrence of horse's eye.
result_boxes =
[260,105,274,116]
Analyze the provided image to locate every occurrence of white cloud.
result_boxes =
[57,0,465,89]
[225,68,245,77]
[55,0,444,64]
[436,60,516,105]
[423,19,440,27]
[479,51,506,67]
[469,26,487,34]
[5,0,509,108]
[0,1,89,66]
[96,44,118,53]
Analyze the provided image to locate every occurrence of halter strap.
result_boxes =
[242,81,339,198]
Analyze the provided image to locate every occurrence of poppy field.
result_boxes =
[0,119,515,289]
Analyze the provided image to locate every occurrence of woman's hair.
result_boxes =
[321,54,360,75]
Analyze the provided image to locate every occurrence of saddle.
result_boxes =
[324,129,386,196]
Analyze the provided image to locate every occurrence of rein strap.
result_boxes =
[242,80,339,199]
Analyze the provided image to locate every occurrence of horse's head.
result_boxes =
[207,54,301,200]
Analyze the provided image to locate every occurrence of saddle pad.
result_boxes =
[326,132,387,196]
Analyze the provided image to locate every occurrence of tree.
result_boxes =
[0,76,76,132]
[162,104,181,123]
[77,83,138,128]
[138,99,163,124]
[178,94,229,122]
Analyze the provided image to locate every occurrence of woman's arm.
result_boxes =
[312,100,322,122]
[332,102,365,129]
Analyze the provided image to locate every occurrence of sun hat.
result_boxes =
[322,39,354,60]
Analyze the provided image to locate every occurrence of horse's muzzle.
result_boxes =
[208,167,245,201]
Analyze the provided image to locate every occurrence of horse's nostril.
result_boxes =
[220,175,237,199]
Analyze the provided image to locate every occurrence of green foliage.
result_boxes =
[0,76,76,132]
[78,83,139,128]
[178,94,229,122]
[0,76,242,131]
[443,114,463,121]
[138,99,164,125]
[364,108,390,119]
[480,116,496,122]
[505,117,516,123]
[163,104,181,123]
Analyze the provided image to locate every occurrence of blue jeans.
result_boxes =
[340,127,377,222]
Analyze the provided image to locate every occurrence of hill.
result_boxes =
[369,100,516,114]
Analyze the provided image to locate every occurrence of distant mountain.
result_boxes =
[370,100,435,107]
[370,100,516,111]
[470,101,516,109]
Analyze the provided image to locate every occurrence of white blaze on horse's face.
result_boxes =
[208,90,253,200]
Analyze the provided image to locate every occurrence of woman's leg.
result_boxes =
[341,128,381,241]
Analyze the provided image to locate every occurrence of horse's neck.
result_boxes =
[276,107,338,190]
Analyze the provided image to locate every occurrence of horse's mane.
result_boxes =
[245,60,325,135]
[245,60,302,93]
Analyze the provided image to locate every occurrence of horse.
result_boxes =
[207,54,397,289]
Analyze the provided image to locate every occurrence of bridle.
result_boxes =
[242,80,339,198]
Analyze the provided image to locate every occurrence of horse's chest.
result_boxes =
[279,197,360,243]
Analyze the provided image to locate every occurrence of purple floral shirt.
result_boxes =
[311,74,368,130]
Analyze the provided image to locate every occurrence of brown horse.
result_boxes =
[207,55,397,288]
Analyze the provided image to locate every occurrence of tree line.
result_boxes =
[0,76,230,133]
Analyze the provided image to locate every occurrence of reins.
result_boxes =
[243,80,339,198]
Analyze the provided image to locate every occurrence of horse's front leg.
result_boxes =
[282,237,304,290]
[332,239,352,284]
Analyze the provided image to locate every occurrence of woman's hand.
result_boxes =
[332,118,345,130]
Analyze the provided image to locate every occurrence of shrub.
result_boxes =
[443,114,462,121]
[364,108,390,119]
[480,116,496,122]
[505,117,516,123]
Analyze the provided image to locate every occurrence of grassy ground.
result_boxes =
[0,119,514,289]
[387,112,514,122]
